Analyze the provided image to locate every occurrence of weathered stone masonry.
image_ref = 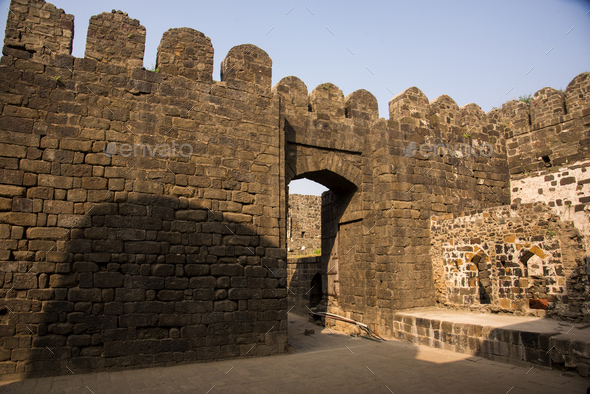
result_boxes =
[0,0,285,379]
[286,194,321,256]
[1,0,589,380]
[430,203,587,319]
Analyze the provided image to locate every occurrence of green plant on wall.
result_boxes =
[147,63,160,73]
[547,228,556,239]
[518,94,532,106]
[53,75,62,85]
[314,249,320,255]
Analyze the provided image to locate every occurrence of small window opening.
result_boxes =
[301,231,305,238]
[528,114,532,126]
[541,156,552,167]
[344,108,350,118]
[308,103,313,112]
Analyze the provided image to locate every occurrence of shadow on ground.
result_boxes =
[0,313,587,394]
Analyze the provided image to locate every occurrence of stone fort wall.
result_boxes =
[286,194,321,256]
[428,74,590,319]
[0,0,285,379]
[0,0,589,380]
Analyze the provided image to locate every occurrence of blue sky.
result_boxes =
[1,0,589,195]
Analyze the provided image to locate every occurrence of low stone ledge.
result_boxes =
[389,310,590,377]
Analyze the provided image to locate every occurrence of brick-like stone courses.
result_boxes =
[286,194,320,256]
[156,28,213,83]
[286,256,322,316]
[275,75,374,331]
[431,203,588,320]
[387,312,590,377]
[0,0,286,379]
[504,72,590,178]
[85,11,146,69]
[274,59,589,340]
[2,0,73,63]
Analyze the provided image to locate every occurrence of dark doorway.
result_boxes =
[309,273,323,308]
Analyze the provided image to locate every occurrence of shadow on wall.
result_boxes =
[0,197,288,379]
[2,312,590,392]
[286,175,357,318]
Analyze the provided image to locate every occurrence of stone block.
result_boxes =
[0,212,37,226]
[159,314,191,327]
[175,210,207,221]
[68,288,101,302]
[115,288,145,302]
[228,288,253,300]
[0,185,25,197]
[94,272,124,288]
[49,274,78,288]
[184,264,209,276]
[210,264,244,277]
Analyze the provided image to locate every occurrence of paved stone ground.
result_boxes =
[1,313,588,394]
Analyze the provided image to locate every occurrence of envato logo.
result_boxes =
[403,140,493,159]
[103,141,193,158]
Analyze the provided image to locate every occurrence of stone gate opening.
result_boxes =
[309,273,323,308]
[285,173,357,323]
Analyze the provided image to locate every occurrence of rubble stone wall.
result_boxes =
[430,203,588,320]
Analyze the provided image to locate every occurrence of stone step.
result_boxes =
[386,308,590,377]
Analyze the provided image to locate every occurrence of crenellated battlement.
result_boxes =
[85,10,146,69]
[1,0,589,380]
[3,0,587,162]
[274,77,376,154]
[2,0,73,62]
[157,28,213,83]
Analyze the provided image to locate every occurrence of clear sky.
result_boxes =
[1,0,589,195]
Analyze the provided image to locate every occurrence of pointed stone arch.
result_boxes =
[286,146,361,193]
